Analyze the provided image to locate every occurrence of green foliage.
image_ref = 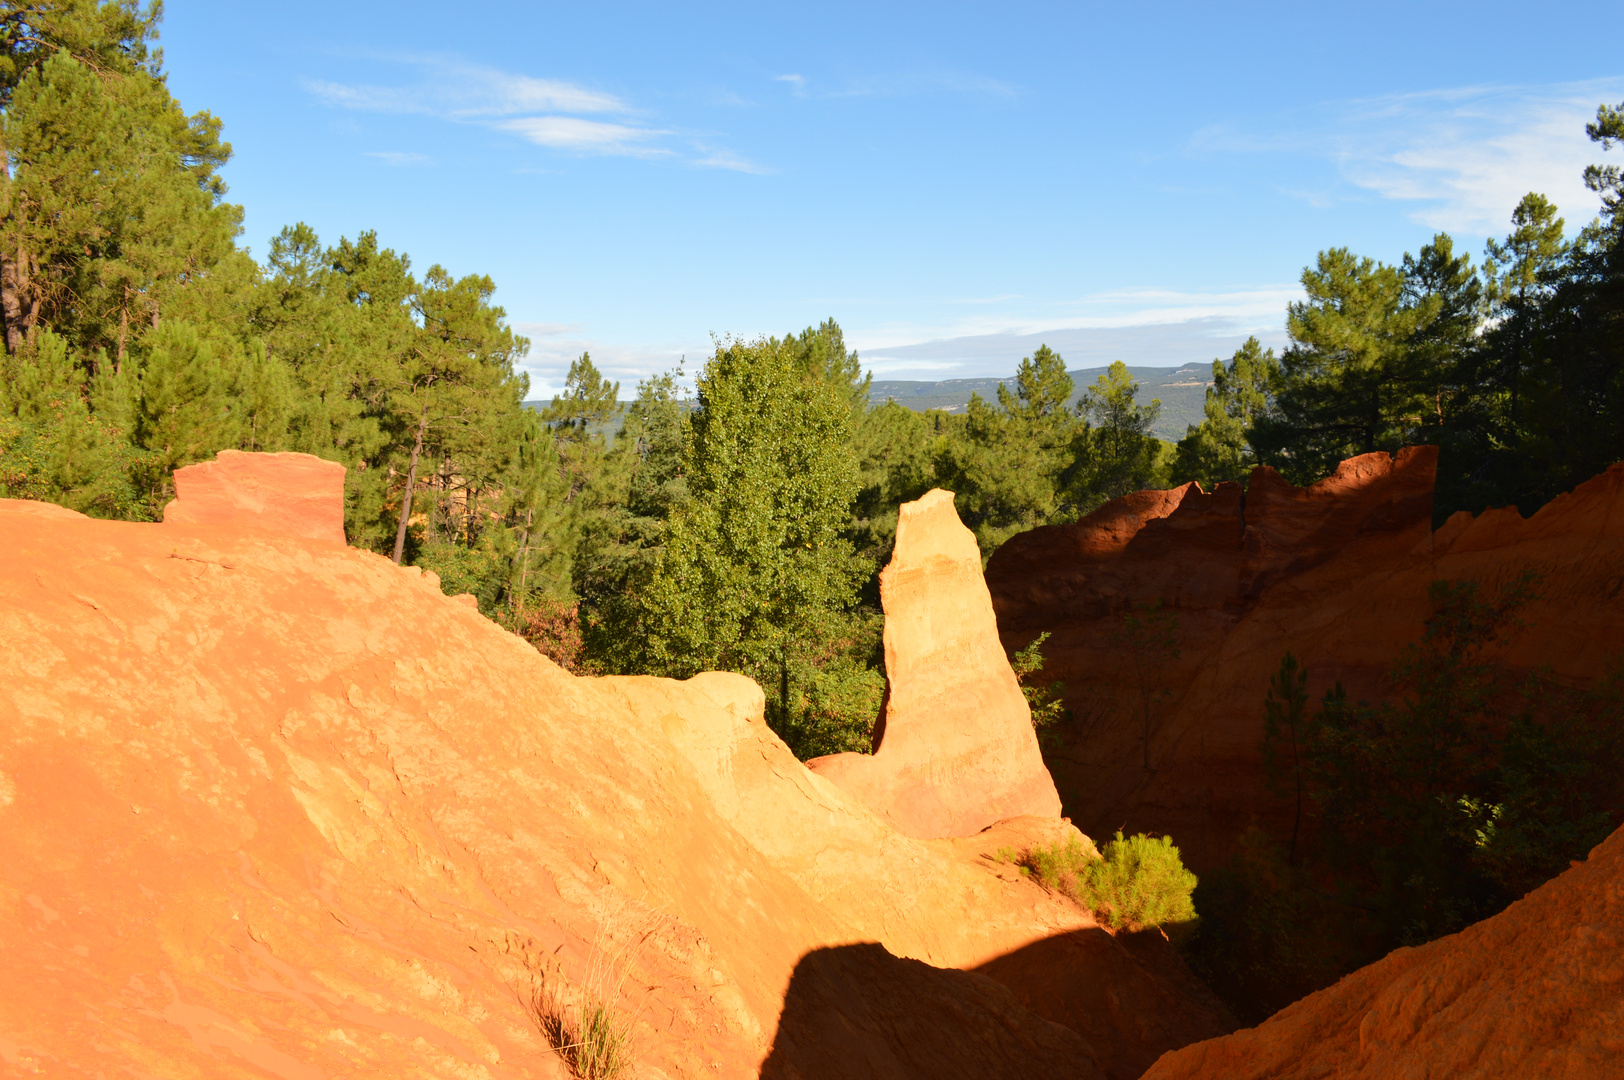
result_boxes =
[1016,830,1198,931]
[611,334,881,757]
[1239,104,1624,520]
[1011,631,1068,734]
[847,399,939,590]
[1076,360,1169,503]
[1172,337,1278,489]
[1018,833,1093,893]
[0,330,151,516]
[1248,246,1446,483]
[1261,651,1310,863]
[938,345,1080,553]
[1112,600,1180,769]
[1195,575,1624,1021]
[1180,828,1348,1025]
[1085,831,1198,931]
[565,997,632,1080]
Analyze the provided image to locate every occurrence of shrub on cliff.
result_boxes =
[1016,830,1198,931]
[1086,831,1198,930]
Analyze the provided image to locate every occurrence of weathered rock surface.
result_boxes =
[986,448,1624,869]
[1143,821,1624,1079]
[161,448,347,543]
[0,458,1224,1078]
[809,488,1062,838]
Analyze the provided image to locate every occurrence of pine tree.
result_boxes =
[1250,248,1441,483]
[1076,360,1166,502]
[1172,337,1278,488]
[937,344,1079,552]
[1,44,238,358]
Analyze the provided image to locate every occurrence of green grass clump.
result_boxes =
[566,998,632,1080]
[1019,835,1093,893]
[1015,830,1198,930]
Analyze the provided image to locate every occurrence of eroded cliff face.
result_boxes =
[809,489,1061,839]
[985,446,1624,869]
[1143,821,1624,1079]
[0,454,1227,1079]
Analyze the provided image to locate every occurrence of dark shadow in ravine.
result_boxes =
[970,922,1233,1080]
[758,941,1102,1080]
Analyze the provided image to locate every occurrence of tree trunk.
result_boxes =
[1,239,31,356]
[392,407,429,565]
[514,508,534,620]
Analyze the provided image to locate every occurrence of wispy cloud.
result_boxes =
[500,117,669,156]
[304,61,626,119]
[689,147,771,174]
[847,284,1301,354]
[771,69,1018,104]
[304,55,758,169]
[364,150,431,166]
[1193,78,1624,235]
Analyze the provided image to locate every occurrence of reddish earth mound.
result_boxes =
[161,449,347,543]
[986,448,1624,869]
[1144,821,1624,1078]
[1,453,1226,1078]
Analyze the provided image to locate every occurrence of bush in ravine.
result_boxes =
[1011,830,1198,931]
[1086,831,1198,930]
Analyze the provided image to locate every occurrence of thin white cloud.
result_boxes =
[500,116,669,155]
[364,150,431,166]
[689,147,772,174]
[303,62,625,119]
[855,317,1292,380]
[847,284,1301,353]
[305,57,762,170]
[1194,78,1624,235]
[775,73,807,98]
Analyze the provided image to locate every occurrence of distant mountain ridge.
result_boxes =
[868,364,1212,442]
[524,363,1213,444]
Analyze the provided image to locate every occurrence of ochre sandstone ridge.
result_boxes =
[1144,821,1624,1079]
[808,488,1062,839]
[985,447,1624,870]
[1,455,1226,1078]
[161,448,347,543]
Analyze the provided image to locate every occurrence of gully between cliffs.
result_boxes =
[985,446,1624,871]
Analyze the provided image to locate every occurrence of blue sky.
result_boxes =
[160,1,1622,395]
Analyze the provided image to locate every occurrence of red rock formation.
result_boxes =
[162,448,347,543]
[809,489,1062,838]
[1143,821,1624,1079]
[985,447,1624,869]
[0,455,1224,1078]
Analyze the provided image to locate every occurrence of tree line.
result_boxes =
[4,5,1623,762]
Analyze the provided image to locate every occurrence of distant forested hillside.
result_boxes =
[527,364,1210,443]
[868,364,1210,441]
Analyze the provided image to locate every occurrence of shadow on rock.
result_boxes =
[973,925,1234,1080]
[760,941,1105,1079]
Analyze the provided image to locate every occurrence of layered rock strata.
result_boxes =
[808,488,1062,838]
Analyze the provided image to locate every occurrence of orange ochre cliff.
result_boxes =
[987,446,1624,872]
[0,454,1225,1080]
[5,450,1621,1079]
